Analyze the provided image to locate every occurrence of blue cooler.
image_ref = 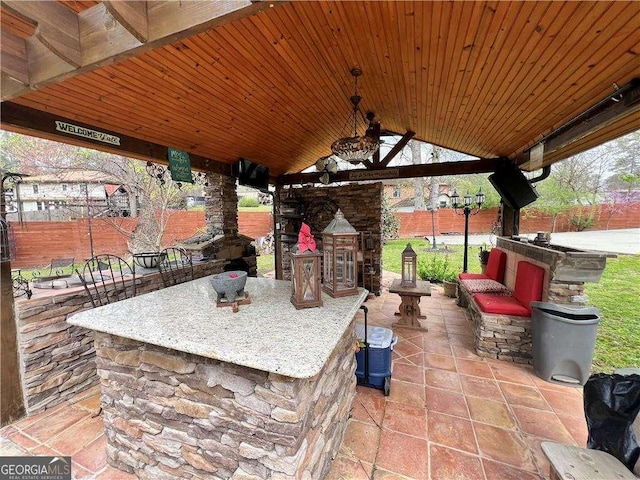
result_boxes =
[355,324,397,395]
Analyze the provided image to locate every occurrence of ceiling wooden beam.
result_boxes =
[0,101,232,177]
[0,0,283,101]
[515,78,640,170]
[378,131,416,168]
[0,30,28,84]
[278,157,502,186]
[103,1,149,43]
[2,1,82,67]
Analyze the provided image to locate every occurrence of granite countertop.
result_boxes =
[67,277,368,379]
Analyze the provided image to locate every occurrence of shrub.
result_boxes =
[238,196,260,207]
[381,194,399,241]
[570,213,595,232]
[417,254,458,284]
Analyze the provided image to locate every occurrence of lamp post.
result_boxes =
[451,189,485,273]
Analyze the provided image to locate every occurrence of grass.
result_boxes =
[257,254,275,277]
[238,205,273,212]
[585,255,640,372]
[382,238,483,278]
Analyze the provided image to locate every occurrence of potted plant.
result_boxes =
[479,244,490,273]
[441,270,459,298]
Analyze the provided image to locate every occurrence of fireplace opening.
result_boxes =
[224,257,251,274]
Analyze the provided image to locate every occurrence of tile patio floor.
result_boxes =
[0,286,587,480]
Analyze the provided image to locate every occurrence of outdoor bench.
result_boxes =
[464,261,545,363]
[457,248,507,307]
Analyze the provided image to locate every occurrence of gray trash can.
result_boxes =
[531,301,600,387]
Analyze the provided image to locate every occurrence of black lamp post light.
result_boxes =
[451,189,485,273]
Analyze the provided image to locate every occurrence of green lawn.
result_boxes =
[585,255,640,372]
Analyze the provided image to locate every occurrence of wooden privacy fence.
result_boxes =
[9,203,639,267]
[10,211,274,268]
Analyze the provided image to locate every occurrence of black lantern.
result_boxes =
[290,246,323,309]
[401,243,417,288]
[322,210,359,297]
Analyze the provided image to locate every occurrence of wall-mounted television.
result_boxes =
[488,164,539,209]
[235,158,270,191]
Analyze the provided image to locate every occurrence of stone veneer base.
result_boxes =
[95,325,357,479]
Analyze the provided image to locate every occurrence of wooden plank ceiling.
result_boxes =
[1,1,639,177]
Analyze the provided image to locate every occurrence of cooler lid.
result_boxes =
[355,324,394,349]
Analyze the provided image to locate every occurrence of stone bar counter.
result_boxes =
[67,277,368,479]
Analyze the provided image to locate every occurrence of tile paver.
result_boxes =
[0,284,587,480]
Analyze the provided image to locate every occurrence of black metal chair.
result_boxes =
[158,247,193,287]
[32,257,76,279]
[77,254,135,308]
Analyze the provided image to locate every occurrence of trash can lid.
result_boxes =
[355,324,394,349]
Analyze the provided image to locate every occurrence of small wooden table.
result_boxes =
[389,279,431,331]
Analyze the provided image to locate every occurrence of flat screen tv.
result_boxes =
[235,158,270,191]
[488,164,539,209]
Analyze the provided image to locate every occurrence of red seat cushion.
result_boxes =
[485,249,507,283]
[512,261,545,315]
[474,293,531,316]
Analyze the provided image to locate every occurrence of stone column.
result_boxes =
[204,173,238,237]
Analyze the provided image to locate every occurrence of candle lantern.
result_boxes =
[290,247,323,309]
[401,243,417,288]
[322,209,359,297]
[290,223,323,309]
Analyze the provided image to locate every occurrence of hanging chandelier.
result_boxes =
[331,68,380,164]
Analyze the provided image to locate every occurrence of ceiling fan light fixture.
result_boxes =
[331,68,380,164]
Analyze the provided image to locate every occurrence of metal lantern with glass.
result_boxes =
[451,189,486,273]
[401,243,417,288]
[290,223,322,309]
[322,210,359,298]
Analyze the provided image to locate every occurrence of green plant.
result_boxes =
[570,213,595,231]
[417,253,458,284]
[479,244,490,264]
[381,194,399,241]
[238,196,260,207]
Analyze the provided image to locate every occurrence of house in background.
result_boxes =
[4,170,134,222]
[383,180,453,212]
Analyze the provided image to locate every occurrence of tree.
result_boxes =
[607,131,640,191]
[0,132,196,252]
[523,175,574,232]
[410,140,425,211]
[381,194,399,241]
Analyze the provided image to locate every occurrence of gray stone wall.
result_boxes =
[275,183,383,295]
[15,260,229,416]
[205,173,239,237]
[95,321,357,479]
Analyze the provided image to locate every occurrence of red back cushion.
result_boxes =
[485,249,507,283]
[513,261,545,315]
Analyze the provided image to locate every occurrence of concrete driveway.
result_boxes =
[426,228,640,255]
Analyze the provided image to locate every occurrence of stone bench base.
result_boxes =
[461,285,533,364]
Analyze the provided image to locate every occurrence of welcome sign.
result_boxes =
[55,121,120,146]
[167,148,193,184]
